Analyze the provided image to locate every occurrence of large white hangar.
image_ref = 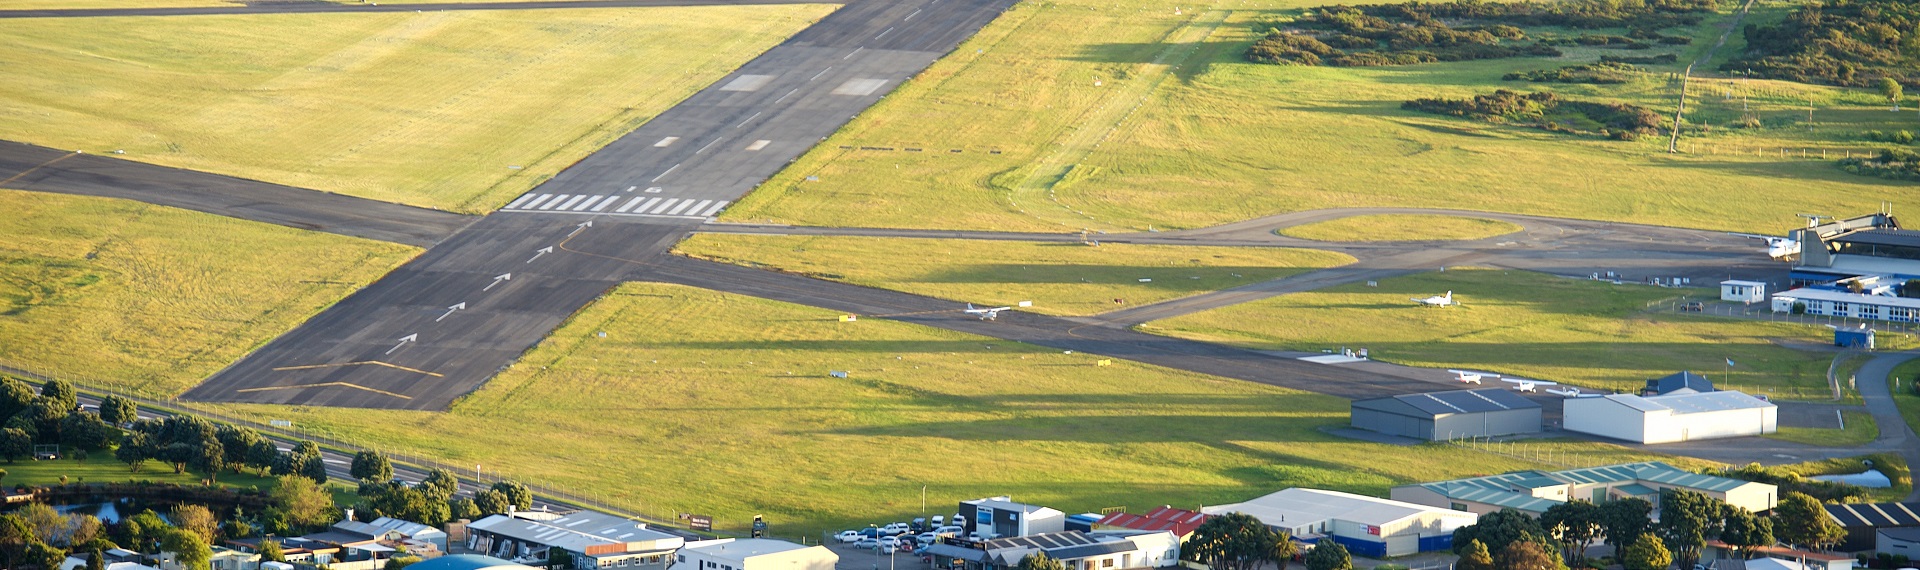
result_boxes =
[1350,388,1542,441]
[1563,391,1776,444]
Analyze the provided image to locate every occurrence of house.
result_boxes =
[1723,281,1766,303]
[1702,541,1856,570]
[468,510,683,569]
[1392,461,1778,515]
[1644,371,1716,396]
[60,553,160,570]
[1201,488,1476,557]
[675,538,836,570]
[1348,389,1542,441]
[960,497,1066,538]
[1563,391,1776,444]
[366,516,450,551]
[1093,506,1211,541]
[208,546,261,570]
[1828,502,1920,552]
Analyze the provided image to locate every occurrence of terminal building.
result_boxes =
[1769,212,1920,326]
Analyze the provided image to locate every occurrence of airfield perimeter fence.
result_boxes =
[0,359,740,538]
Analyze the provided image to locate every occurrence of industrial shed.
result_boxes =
[1350,389,1542,441]
[1562,391,1776,444]
[1202,488,1476,558]
[1826,502,1920,551]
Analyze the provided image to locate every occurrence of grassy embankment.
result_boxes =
[719,0,1916,235]
[1766,411,1877,447]
[0,190,416,398]
[1277,214,1523,242]
[675,234,1353,316]
[0,4,835,213]
[1142,268,1870,400]
[208,282,1707,536]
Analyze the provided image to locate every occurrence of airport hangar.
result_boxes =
[1349,388,1543,442]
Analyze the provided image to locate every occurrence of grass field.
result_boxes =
[1765,410,1876,447]
[1142,268,1853,399]
[3,0,649,8]
[0,189,417,397]
[205,282,1701,536]
[0,4,835,213]
[1277,214,1522,242]
[674,234,1353,316]
[720,0,1917,234]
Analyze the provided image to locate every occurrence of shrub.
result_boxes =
[1403,89,1663,138]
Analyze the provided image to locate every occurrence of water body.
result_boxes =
[1812,470,1893,488]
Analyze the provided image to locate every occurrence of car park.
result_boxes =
[856,537,879,549]
[835,531,862,543]
[916,532,937,544]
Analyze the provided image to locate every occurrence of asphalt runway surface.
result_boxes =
[186,0,1024,409]
[0,141,473,247]
[0,0,841,19]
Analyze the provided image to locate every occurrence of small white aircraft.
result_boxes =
[1728,233,1798,259]
[1502,377,1557,393]
[1412,291,1457,307]
[964,304,1011,321]
[1448,370,1498,384]
[1545,386,1583,397]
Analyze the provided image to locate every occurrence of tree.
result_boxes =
[0,379,36,423]
[474,489,512,517]
[1304,542,1351,570]
[247,440,279,477]
[1454,509,1550,557]
[160,527,211,570]
[1182,513,1279,570]
[160,442,195,474]
[0,428,31,463]
[386,555,423,570]
[17,503,62,545]
[169,505,218,544]
[449,498,481,521]
[271,476,340,531]
[352,450,393,483]
[60,413,113,452]
[1622,533,1672,570]
[1458,540,1495,570]
[26,399,69,443]
[216,426,260,474]
[492,480,533,510]
[1599,498,1654,556]
[365,481,452,526]
[69,514,102,548]
[300,451,329,484]
[1882,78,1905,111]
[421,468,460,502]
[1658,489,1727,570]
[1017,552,1065,570]
[116,432,152,472]
[1496,540,1562,570]
[1542,500,1601,566]
[1776,492,1844,552]
[192,439,225,483]
[98,396,135,427]
[258,539,287,563]
[87,546,105,570]
[1720,509,1773,560]
[39,380,76,414]
[1270,530,1300,570]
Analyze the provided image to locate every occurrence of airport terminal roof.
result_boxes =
[1351,388,1540,419]
[1825,502,1920,527]
[1203,488,1470,527]
[1776,287,1920,309]
[1832,229,1920,248]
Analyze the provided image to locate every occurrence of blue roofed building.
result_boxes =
[1391,461,1777,516]
[405,554,539,570]
[1644,371,1715,396]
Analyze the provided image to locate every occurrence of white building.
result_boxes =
[1200,488,1476,558]
[1722,280,1766,303]
[1563,391,1776,444]
[1771,287,1920,323]
[980,531,1181,570]
[960,497,1066,538]
[367,516,450,551]
[674,539,836,570]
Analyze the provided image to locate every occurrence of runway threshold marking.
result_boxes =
[271,360,446,377]
[0,151,79,187]
[236,381,416,400]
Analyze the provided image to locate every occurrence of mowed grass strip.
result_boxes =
[1277,214,1522,242]
[1141,268,1844,400]
[206,282,1695,536]
[0,189,417,397]
[0,5,835,212]
[1764,410,1876,447]
[675,234,1353,316]
[722,0,1915,234]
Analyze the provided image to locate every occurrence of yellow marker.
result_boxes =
[1097,359,1112,366]
[839,314,858,322]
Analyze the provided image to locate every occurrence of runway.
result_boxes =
[0,140,474,247]
[184,0,1025,409]
[0,0,843,19]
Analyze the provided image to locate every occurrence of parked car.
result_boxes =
[856,538,880,549]
[912,518,927,531]
[835,531,863,543]
[859,528,881,538]
[934,525,964,535]
[897,537,918,549]
[883,523,912,536]
[916,533,938,545]
[932,515,944,527]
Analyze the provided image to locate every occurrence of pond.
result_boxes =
[1812,469,1893,488]
[6,496,238,523]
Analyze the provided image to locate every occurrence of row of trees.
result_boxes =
[1451,490,1845,570]
[350,450,532,526]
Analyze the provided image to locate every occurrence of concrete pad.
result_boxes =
[719,74,776,92]
[831,78,887,96]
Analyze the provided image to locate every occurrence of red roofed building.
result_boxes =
[1094,507,1212,541]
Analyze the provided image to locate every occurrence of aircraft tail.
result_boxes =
[1444,291,1452,301]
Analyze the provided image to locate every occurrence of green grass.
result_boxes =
[0,189,417,397]
[1765,410,1877,447]
[1141,268,1849,399]
[204,282,1700,536]
[1277,214,1522,242]
[0,5,835,213]
[674,234,1353,316]
[0,456,280,490]
[1890,360,1920,446]
[720,0,1916,235]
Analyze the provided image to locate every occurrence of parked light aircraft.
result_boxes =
[1502,377,1557,393]
[1411,291,1457,307]
[964,304,1010,321]
[1448,370,1497,384]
